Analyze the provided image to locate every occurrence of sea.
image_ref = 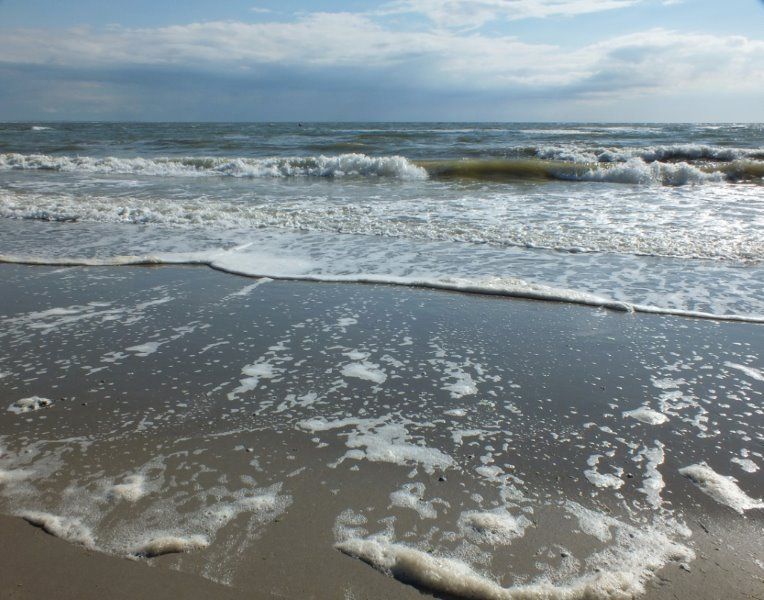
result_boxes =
[1,122,762,320]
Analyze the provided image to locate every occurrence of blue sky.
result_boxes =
[0,0,762,121]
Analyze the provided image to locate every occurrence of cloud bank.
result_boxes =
[0,3,762,120]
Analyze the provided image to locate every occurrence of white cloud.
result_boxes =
[0,14,762,105]
[377,0,640,29]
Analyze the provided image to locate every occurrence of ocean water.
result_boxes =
[1,122,762,319]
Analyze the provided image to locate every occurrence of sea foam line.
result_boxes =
[1,253,763,323]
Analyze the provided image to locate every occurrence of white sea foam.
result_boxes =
[389,483,441,519]
[298,417,454,473]
[572,158,722,186]
[19,511,96,548]
[126,341,162,356]
[444,408,467,417]
[724,362,764,382]
[0,468,33,485]
[337,518,693,600]
[222,277,272,299]
[536,143,762,164]
[638,442,665,509]
[441,363,478,399]
[228,362,278,400]
[109,474,147,502]
[623,407,668,425]
[341,361,387,385]
[8,396,53,414]
[458,509,532,545]
[731,457,759,473]
[566,502,613,542]
[584,455,623,490]
[679,463,764,514]
[130,534,209,557]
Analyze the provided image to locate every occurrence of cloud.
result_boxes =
[0,9,762,120]
[377,0,641,29]
[1,17,761,93]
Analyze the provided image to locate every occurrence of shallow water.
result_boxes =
[0,122,762,319]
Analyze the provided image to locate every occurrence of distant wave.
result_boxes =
[30,126,53,132]
[534,143,764,163]
[2,152,762,185]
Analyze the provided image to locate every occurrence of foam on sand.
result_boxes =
[109,474,147,502]
[298,417,454,473]
[458,509,532,545]
[7,396,53,414]
[227,362,278,400]
[731,457,759,473]
[125,341,163,356]
[623,407,668,425]
[130,534,209,558]
[638,442,665,509]
[0,468,33,485]
[341,361,387,385]
[19,511,96,548]
[584,455,624,489]
[678,463,764,514]
[389,483,441,519]
[337,523,693,600]
[724,362,764,382]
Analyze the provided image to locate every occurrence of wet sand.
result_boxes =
[0,264,762,599]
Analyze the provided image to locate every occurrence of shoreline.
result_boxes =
[1,256,762,324]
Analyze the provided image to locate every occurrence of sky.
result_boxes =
[0,0,762,121]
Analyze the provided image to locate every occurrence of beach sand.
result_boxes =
[0,264,762,599]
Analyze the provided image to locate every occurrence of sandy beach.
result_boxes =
[0,263,761,599]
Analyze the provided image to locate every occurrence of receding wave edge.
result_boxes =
[1,253,761,323]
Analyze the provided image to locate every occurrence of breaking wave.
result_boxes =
[2,152,762,185]
[0,153,428,180]
[421,158,762,185]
